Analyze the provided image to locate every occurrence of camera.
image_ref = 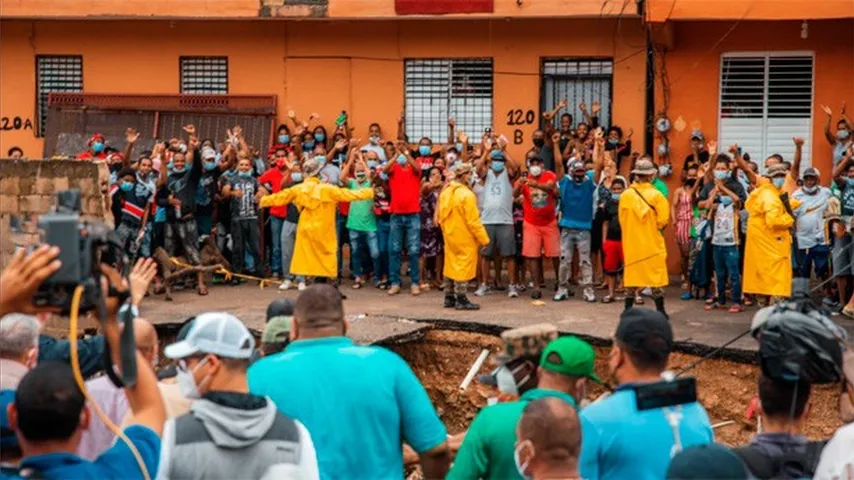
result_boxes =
[32,189,129,315]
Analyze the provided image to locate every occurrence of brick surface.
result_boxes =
[18,195,45,214]
[35,176,57,195]
[0,177,19,197]
[0,195,18,214]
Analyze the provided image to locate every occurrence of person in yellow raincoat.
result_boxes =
[742,163,796,298]
[259,157,374,289]
[619,158,671,317]
[437,163,490,310]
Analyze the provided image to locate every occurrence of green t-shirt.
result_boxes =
[346,178,376,232]
[447,388,578,480]
[652,177,669,198]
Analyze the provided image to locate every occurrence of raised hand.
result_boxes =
[0,245,62,316]
[728,144,739,156]
[551,131,561,145]
[627,127,634,138]
[128,258,157,307]
[182,124,197,136]
[448,117,456,128]
[557,99,568,110]
[591,101,601,115]
[842,102,847,116]
[288,110,296,119]
[593,127,604,139]
[459,132,469,144]
[707,140,718,155]
[793,137,805,147]
[126,128,140,144]
[579,102,588,112]
[232,125,243,138]
[309,112,319,121]
[821,105,832,116]
[335,139,348,150]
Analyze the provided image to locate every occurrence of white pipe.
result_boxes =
[459,349,490,392]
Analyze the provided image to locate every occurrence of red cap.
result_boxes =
[88,133,105,145]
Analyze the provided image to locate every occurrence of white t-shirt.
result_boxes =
[712,203,737,246]
[814,422,854,480]
[792,187,833,249]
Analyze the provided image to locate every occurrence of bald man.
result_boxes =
[77,318,159,460]
[514,397,582,480]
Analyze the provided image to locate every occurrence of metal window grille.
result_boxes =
[36,56,83,137]
[541,59,613,129]
[180,56,228,94]
[719,54,813,169]
[405,58,493,142]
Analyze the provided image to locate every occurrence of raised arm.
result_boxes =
[123,128,139,168]
[790,137,804,181]
[553,131,565,178]
[182,125,198,167]
[397,111,407,142]
[447,118,456,146]
[821,105,837,145]
[592,128,605,183]
[730,144,758,186]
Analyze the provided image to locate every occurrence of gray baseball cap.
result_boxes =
[164,312,255,360]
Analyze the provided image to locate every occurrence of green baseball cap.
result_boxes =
[539,336,601,383]
[262,315,292,344]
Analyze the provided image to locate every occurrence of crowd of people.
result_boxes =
[57,101,854,318]
[0,246,852,480]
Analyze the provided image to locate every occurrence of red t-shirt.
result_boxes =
[519,171,557,226]
[258,168,287,218]
[389,163,421,214]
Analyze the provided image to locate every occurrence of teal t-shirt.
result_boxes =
[346,179,377,232]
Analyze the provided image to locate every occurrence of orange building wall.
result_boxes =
[646,0,854,22]
[0,18,647,163]
[656,19,854,272]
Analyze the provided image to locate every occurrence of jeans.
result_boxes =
[279,220,303,281]
[796,244,830,279]
[350,229,380,282]
[558,228,592,288]
[270,216,285,275]
[390,213,421,286]
[713,244,741,305]
[377,218,391,281]
[232,218,261,275]
[336,212,349,279]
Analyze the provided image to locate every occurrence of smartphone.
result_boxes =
[634,377,697,411]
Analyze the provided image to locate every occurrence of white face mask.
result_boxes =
[529,166,543,177]
[495,365,519,396]
[513,440,533,480]
[177,357,210,399]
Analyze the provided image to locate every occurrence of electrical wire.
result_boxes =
[69,286,151,480]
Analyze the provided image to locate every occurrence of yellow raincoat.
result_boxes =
[743,183,795,297]
[618,182,670,288]
[260,177,373,278]
[438,182,490,282]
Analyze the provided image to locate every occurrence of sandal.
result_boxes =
[704,302,720,311]
[743,295,754,307]
[729,304,744,313]
[601,295,614,304]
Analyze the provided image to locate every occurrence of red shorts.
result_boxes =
[522,220,560,258]
[602,239,624,274]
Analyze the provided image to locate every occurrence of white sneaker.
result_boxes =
[641,287,653,297]
[474,284,489,297]
[554,287,569,301]
[508,285,519,298]
[278,279,293,291]
[583,287,596,303]
[298,281,307,291]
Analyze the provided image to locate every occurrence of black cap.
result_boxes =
[266,298,295,322]
[615,308,673,358]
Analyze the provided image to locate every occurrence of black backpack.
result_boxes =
[733,441,827,479]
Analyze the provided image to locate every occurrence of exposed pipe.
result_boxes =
[459,349,490,392]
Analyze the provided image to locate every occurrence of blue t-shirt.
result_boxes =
[248,336,447,480]
[579,384,714,480]
[557,176,595,230]
[15,425,160,480]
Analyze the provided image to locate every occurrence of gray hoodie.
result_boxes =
[156,392,319,480]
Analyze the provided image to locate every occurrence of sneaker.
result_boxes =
[278,279,293,291]
[641,287,653,297]
[474,284,489,297]
[553,287,569,302]
[411,285,421,296]
[583,287,596,303]
[271,272,281,280]
[508,285,519,298]
[516,283,527,293]
[297,281,307,291]
[388,285,401,295]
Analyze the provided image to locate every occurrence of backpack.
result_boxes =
[733,440,826,479]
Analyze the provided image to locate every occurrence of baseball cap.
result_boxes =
[569,159,586,173]
[666,443,748,479]
[690,129,704,141]
[615,308,673,359]
[539,336,601,383]
[164,312,255,360]
[266,298,295,322]
[262,316,292,344]
[802,167,820,178]
[766,163,788,178]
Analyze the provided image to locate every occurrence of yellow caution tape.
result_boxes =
[168,257,282,289]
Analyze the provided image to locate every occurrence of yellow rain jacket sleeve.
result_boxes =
[438,183,489,282]
[618,182,670,288]
[260,177,373,278]
[743,183,795,297]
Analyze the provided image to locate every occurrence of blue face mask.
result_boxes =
[315,155,327,166]
[278,134,290,144]
[456,142,464,152]
[120,181,134,192]
[839,129,850,140]
[492,161,505,172]
[291,172,303,182]
[167,161,175,170]
[238,170,252,179]
[314,132,326,143]
[418,145,432,156]
[204,160,217,171]
[367,160,379,169]
[303,141,315,150]
[92,141,105,153]
[380,172,389,181]
[719,195,733,206]
[397,154,407,165]
[714,170,730,181]
[611,192,621,201]
[490,150,504,161]
[607,138,619,146]
[772,177,786,189]
[172,165,186,174]
[586,170,595,181]
[847,177,854,187]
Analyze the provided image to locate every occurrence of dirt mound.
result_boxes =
[391,329,843,445]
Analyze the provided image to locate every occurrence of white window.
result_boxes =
[718,54,814,171]
[180,56,228,94]
[405,58,493,142]
[542,59,613,129]
[36,55,83,137]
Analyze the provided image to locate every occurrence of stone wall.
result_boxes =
[0,160,111,270]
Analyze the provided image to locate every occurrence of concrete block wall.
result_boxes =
[0,160,112,270]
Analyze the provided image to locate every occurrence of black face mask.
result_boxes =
[685,178,697,187]
[109,163,121,173]
[532,138,545,148]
